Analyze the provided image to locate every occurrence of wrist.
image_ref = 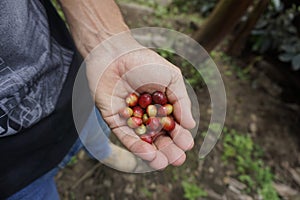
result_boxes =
[59,0,140,57]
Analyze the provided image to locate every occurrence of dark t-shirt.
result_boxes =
[0,0,83,198]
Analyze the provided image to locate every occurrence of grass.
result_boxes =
[51,0,66,21]
[181,180,207,200]
[165,152,205,200]
[210,50,251,80]
[117,0,204,30]
[222,127,279,199]
[67,156,78,166]
[140,187,152,198]
[156,49,204,89]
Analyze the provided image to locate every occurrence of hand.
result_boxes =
[60,0,195,170]
[87,47,196,170]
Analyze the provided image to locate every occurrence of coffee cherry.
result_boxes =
[142,114,149,124]
[157,105,166,116]
[135,124,147,135]
[123,91,176,144]
[127,117,142,129]
[152,91,167,105]
[132,106,143,118]
[164,104,173,115]
[161,116,175,131]
[157,104,173,116]
[140,134,153,144]
[125,93,139,107]
[138,93,152,108]
[119,107,133,119]
[146,105,157,117]
[146,117,161,131]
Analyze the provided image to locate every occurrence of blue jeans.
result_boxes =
[7,108,111,200]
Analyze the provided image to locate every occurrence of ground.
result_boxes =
[55,2,300,200]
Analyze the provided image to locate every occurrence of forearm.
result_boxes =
[59,0,130,57]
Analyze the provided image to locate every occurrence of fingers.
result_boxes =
[112,126,157,161]
[166,69,196,130]
[151,122,194,167]
[112,123,191,169]
[112,124,183,170]
[169,122,194,151]
[148,151,168,170]
[154,135,186,166]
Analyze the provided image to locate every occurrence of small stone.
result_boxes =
[124,174,136,182]
[124,185,134,194]
[249,122,257,133]
[273,183,298,197]
[225,171,233,176]
[228,185,241,194]
[150,183,156,189]
[223,177,230,184]
[207,108,212,114]
[55,171,63,179]
[239,194,253,200]
[110,193,115,200]
[224,177,247,190]
[208,167,214,173]
[103,179,111,187]
[250,114,257,122]
[85,196,91,200]
[206,189,223,200]
[78,150,87,160]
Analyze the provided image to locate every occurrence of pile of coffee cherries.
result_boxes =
[119,91,176,144]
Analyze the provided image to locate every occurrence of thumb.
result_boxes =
[166,69,196,130]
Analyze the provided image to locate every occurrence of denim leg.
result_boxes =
[7,166,60,200]
[79,107,111,160]
[7,108,111,200]
[6,138,83,200]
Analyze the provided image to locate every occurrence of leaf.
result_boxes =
[280,44,297,53]
[292,54,300,70]
[271,0,281,11]
[278,53,295,62]
[260,39,272,53]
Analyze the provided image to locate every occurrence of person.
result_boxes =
[0,0,195,199]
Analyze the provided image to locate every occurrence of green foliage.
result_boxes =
[157,49,175,60]
[51,0,66,22]
[211,51,250,80]
[140,187,152,198]
[181,181,207,200]
[156,49,204,88]
[260,183,280,200]
[118,0,157,8]
[222,129,253,163]
[170,0,218,16]
[222,128,279,199]
[251,2,300,70]
[208,122,222,133]
[67,156,78,166]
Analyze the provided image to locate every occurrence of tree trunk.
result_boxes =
[227,0,270,56]
[193,0,253,52]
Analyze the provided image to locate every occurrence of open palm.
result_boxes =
[87,48,195,170]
